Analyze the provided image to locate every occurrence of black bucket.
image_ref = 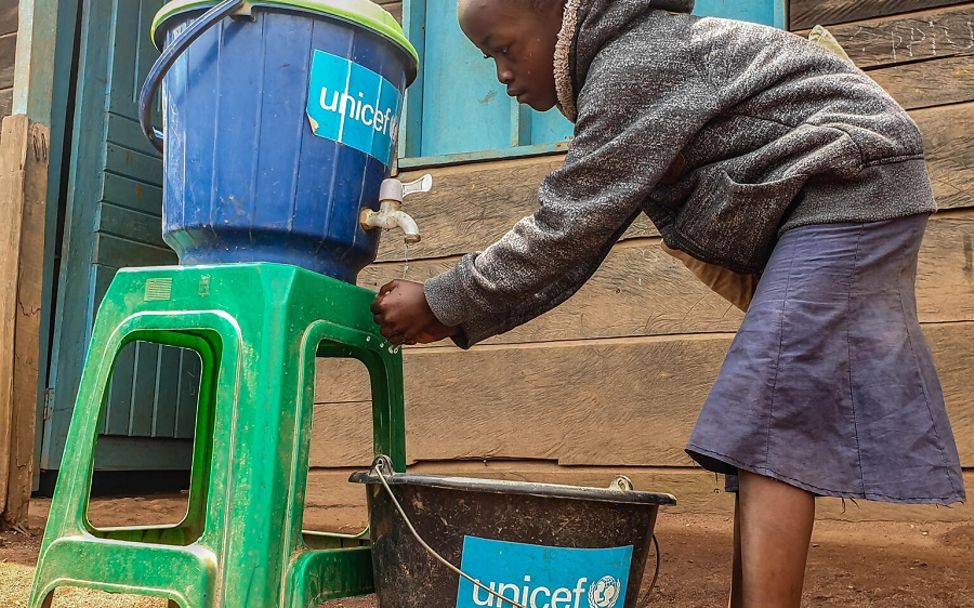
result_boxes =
[350,459,676,608]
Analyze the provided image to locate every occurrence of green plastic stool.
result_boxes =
[29,263,406,608]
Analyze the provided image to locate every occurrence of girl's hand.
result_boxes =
[370,280,459,345]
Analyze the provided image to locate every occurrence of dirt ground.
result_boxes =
[1,496,972,607]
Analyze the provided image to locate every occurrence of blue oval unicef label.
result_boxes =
[457,536,633,608]
[306,50,402,167]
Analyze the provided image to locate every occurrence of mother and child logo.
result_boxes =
[305,50,403,167]
[456,537,632,608]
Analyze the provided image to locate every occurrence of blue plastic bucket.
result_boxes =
[144,0,419,282]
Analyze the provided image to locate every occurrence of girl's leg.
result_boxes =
[737,470,815,607]
[728,494,743,608]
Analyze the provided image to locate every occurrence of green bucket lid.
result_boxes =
[151,0,419,68]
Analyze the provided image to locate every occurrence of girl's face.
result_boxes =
[458,0,565,112]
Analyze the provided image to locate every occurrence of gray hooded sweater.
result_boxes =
[424,0,937,348]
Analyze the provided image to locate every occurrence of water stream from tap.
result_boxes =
[402,242,410,280]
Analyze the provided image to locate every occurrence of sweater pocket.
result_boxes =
[674,171,808,273]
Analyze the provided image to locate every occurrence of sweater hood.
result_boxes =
[554,0,695,121]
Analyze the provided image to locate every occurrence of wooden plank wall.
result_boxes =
[0,0,16,121]
[304,0,974,528]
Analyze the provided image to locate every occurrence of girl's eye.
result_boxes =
[499,46,510,56]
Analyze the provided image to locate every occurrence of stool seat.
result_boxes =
[29,263,406,608]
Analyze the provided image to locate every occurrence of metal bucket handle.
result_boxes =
[138,0,248,153]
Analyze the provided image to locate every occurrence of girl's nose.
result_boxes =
[497,66,514,85]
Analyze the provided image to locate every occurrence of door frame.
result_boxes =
[10,0,82,489]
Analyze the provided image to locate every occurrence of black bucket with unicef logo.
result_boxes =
[350,457,676,608]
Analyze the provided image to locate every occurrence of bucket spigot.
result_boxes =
[360,174,433,244]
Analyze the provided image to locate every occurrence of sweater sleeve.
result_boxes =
[424,53,716,348]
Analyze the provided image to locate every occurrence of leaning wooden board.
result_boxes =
[0,117,48,525]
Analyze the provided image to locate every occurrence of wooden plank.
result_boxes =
[153,346,182,438]
[101,172,163,217]
[0,88,10,120]
[311,322,974,469]
[91,436,192,470]
[174,349,201,439]
[106,112,162,160]
[105,342,137,436]
[0,33,15,89]
[366,240,744,342]
[356,214,974,346]
[104,0,141,115]
[870,54,974,110]
[30,0,83,482]
[128,342,160,436]
[0,0,16,37]
[914,103,974,211]
[41,0,113,471]
[0,115,26,515]
[303,464,974,526]
[790,0,969,31]
[0,116,48,527]
[97,203,167,250]
[91,264,117,327]
[104,142,164,188]
[12,0,76,124]
[922,324,974,469]
[386,102,973,262]
[382,157,561,262]
[93,233,177,268]
[314,333,730,467]
[913,215,974,322]
[821,5,974,69]
[382,156,656,262]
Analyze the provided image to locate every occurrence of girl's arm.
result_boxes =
[422,55,717,347]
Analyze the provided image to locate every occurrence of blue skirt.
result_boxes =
[686,214,966,504]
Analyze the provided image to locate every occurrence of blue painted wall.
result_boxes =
[402,0,786,162]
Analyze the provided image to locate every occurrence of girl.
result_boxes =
[371,0,966,605]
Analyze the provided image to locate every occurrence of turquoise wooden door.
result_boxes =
[41,0,198,472]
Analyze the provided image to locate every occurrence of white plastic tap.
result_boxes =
[360,174,433,244]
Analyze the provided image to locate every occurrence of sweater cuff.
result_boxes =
[423,266,470,327]
[423,268,499,349]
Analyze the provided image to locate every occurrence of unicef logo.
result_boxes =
[588,576,622,608]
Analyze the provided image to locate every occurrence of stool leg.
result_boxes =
[30,323,228,608]
[367,350,407,471]
[30,308,122,552]
[285,334,407,607]
[179,333,221,539]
